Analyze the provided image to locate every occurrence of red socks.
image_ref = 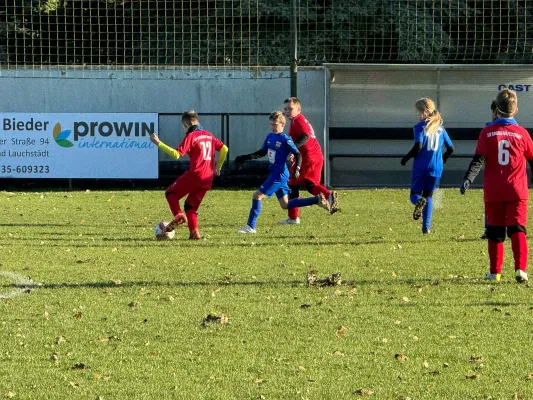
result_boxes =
[310,184,330,198]
[488,240,504,274]
[166,193,182,217]
[288,184,331,219]
[288,203,299,220]
[510,232,528,272]
[185,209,198,231]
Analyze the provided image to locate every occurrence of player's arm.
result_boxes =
[526,159,533,186]
[150,134,181,159]
[235,148,268,164]
[400,142,422,165]
[286,138,302,177]
[292,118,312,148]
[460,154,485,194]
[293,134,309,147]
[442,131,454,163]
[443,145,454,163]
[216,144,228,171]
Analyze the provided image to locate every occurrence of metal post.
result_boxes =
[225,114,230,175]
[290,0,298,97]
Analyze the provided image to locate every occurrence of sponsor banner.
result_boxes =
[0,113,158,178]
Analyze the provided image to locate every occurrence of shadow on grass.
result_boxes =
[0,223,71,227]
[0,238,401,248]
[1,276,529,292]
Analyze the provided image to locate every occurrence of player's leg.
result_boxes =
[484,201,506,280]
[481,216,488,240]
[164,174,192,232]
[420,191,433,234]
[410,173,425,221]
[283,192,330,211]
[304,180,338,214]
[237,190,265,233]
[505,200,529,283]
[184,187,209,240]
[239,177,276,233]
[280,184,301,224]
[303,158,339,213]
[277,178,329,211]
[285,159,301,222]
[420,176,438,234]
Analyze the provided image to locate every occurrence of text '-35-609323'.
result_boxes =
[0,165,50,174]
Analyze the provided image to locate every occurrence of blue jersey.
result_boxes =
[412,121,453,177]
[261,132,299,179]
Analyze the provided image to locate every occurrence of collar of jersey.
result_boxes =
[186,124,203,135]
[493,118,517,126]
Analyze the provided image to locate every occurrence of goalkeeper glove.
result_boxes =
[460,179,471,195]
[292,166,300,179]
[235,154,249,165]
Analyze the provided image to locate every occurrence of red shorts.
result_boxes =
[288,157,324,187]
[485,200,528,227]
[166,171,212,209]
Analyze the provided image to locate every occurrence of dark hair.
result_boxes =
[490,100,497,111]
[284,97,301,106]
[182,110,199,125]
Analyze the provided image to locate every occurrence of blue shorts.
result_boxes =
[411,173,439,194]
[259,175,291,199]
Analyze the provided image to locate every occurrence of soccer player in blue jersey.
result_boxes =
[401,98,454,234]
[234,111,330,233]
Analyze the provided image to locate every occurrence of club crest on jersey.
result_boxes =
[275,141,282,148]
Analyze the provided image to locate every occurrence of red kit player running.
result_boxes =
[461,89,533,282]
[150,110,228,240]
[280,97,339,225]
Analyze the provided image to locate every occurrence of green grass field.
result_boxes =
[1,188,533,399]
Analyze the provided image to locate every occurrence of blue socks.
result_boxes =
[422,197,432,231]
[410,194,432,231]
[410,193,422,205]
[247,199,262,229]
[246,196,319,230]
[288,196,318,209]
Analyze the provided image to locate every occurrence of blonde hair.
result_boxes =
[269,111,286,124]
[495,89,517,118]
[415,98,443,137]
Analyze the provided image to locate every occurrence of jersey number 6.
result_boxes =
[498,140,510,166]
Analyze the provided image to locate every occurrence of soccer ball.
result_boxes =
[154,221,175,240]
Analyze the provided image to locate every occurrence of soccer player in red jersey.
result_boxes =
[280,97,339,225]
[461,89,533,282]
[150,110,228,240]
[479,100,499,240]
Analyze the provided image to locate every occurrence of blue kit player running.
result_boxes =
[234,112,331,233]
[401,98,454,234]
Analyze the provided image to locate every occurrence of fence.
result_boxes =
[2,0,533,77]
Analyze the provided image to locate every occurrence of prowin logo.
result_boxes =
[52,123,73,148]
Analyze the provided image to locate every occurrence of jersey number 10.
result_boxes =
[427,133,441,151]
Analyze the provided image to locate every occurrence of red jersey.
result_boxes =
[288,114,323,165]
[176,128,224,181]
[476,121,533,202]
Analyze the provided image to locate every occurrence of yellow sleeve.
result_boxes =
[216,144,228,170]
[157,141,180,160]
